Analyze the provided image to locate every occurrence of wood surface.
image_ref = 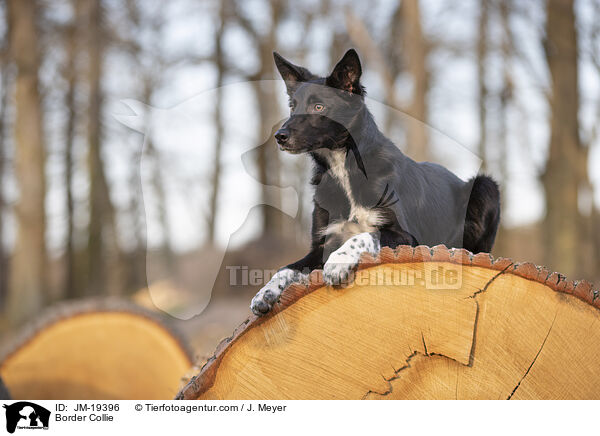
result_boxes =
[177,245,600,400]
[0,298,194,400]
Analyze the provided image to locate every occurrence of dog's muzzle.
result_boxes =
[275,128,289,146]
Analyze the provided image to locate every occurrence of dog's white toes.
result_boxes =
[250,286,280,316]
[250,268,309,316]
[323,232,379,287]
[323,261,357,287]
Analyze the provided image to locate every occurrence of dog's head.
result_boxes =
[273,49,366,154]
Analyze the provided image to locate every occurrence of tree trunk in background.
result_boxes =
[593,209,600,274]
[207,1,226,245]
[476,0,489,172]
[542,0,584,277]
[139,86,172,286]
[84,0,121,296]
[0,34,10,308]
[344,9,401,135]
[385,2,404,136]
[493,0,514,258]
[592,1,600,280]
[400,0,429,162]
[498,0,513,193]
[5,0,46,325]
[63,17,79,299]
[255,0,284,239]
[233,0,289,241]
[123,1,161,291]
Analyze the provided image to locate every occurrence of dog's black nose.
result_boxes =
[275,129,289,144]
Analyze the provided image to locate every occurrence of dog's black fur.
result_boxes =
[250,49,500,315]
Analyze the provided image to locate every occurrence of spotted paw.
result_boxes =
[250,285,281,316]
[323,260,357,287]
[250,268,308,316]
[323,232,380,287]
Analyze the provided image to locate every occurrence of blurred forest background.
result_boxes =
[0,0,599,356]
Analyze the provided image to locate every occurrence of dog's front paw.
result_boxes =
[323,232,380,287]
[250,284,281,316]
[323,259,356,287]
[250,268,308,316]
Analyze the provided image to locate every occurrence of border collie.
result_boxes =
[251,49,500,315]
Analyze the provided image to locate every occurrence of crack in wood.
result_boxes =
[467,262,514,299]
[363,264,513,399]
[362,351,419,399]
[506,310,558,400]
[467,262,513,368]
[467,301,480,368]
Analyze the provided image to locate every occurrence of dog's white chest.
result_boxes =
[326,151,354,206]
[320,150,383,237]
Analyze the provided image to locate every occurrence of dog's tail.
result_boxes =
[464,175,501,254]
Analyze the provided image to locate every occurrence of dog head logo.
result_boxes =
[3,402,50,434]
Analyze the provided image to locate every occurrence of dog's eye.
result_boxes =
[314,103,325,112]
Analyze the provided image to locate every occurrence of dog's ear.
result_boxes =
[326,49,363,94]
[273,52,313,96]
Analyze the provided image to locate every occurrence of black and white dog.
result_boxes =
[251,49,500,316]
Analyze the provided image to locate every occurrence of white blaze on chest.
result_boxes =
[320,150,384,237]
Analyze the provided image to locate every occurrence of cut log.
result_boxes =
[177,245,600,400]
[0,375,10,400]
[0,298,194,400]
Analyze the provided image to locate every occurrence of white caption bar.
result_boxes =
[0,400,595,435]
